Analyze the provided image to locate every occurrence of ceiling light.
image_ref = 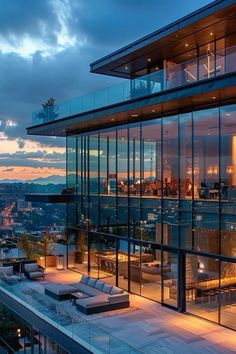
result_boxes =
[147,58,151,62]
[131,114,139,117]
[210,32,213,36]
[152,109,156,113]
[226,113,231,116]
[111,118,115,121]
[125,66,128,70]
[185,43,189,47]
[212,96,217,100]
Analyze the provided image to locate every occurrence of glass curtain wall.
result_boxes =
[66,103,236,329]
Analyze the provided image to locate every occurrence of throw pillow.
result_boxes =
[102,284,113,294]
[110,286,123,295]
[95,280,105,290]
[87,277,97,287]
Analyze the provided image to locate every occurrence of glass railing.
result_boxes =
[0,280,140,353]
[32,45,236,126]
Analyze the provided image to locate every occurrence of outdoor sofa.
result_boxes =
[0,265,21,284]
[44,275,130,314]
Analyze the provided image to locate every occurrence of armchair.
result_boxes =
[23,262,45,280]
[0,266,21,284]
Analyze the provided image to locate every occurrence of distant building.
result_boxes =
[17,198,32,211]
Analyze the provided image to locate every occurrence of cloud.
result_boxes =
[17,139,25,149]
[0,150,66,169]
[0,0,213,177]
[0,0,60,47]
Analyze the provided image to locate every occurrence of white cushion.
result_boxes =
[80,275,90,284]
[0,266,13,276]
[108,294,129,304]
[110,286,123,295]
[102,284,113,294]
[95,280,105,290]
[87,277,97,287]
[24,263,39,272]
[28,271,44,278]
[77,295,108,309]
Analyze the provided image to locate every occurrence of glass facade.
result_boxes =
[66,103,236,330]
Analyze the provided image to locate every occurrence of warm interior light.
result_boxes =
[147,58,151,62]
[131,114,139,117]
[40,257,44,260]
[210,32,213,36]
[232,136,236,186]
[212,96,217,100]
[226,165,233,174]
[152,109,156,113]
[212,166,218,175]
[185,43,189,47]
[207,166,213,175]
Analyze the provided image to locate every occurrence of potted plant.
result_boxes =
[74,231,87,264]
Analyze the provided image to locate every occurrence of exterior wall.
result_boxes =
[66,103,236,330]
[0,302,68,353]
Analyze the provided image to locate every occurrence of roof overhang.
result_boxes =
[90,0,236,78]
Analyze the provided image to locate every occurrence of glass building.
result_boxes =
[27,0,236,331]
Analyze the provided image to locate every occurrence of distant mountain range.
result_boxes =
[0,175,66,185]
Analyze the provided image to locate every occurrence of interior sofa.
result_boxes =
[44,275,130,314]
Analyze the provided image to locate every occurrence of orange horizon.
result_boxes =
[0,166,65,180]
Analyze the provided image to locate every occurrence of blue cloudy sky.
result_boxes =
[0,0,212,181]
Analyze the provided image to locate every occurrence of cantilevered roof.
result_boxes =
[90,0,236,79]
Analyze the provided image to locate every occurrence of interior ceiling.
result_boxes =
[92,3,236,79]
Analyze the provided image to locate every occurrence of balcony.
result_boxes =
[32,45,236,126]
[0,268,236,352]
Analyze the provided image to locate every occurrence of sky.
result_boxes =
[0,0,213,182]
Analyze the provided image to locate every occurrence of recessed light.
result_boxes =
[155,66,159,70]
[125,66,128,70]
[185,43,189,47]
[210,32,213,36]
[152,109,156,113]
[111,118,115,121]
[212,96,217,99]
[147,58,151,62]
[131,114,139,117]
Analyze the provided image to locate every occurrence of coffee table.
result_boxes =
[71,291,89,305]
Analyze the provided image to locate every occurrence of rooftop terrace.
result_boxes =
[0,268,236,353]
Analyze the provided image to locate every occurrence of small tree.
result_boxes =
[36,97,58,122]
[17,234,39,260]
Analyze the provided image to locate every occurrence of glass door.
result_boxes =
[162,251,178,308]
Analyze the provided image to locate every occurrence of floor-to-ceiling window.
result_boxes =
[66,103,236,331]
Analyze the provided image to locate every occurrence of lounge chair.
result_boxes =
[0,265,21,284]
[23,262,45,280]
